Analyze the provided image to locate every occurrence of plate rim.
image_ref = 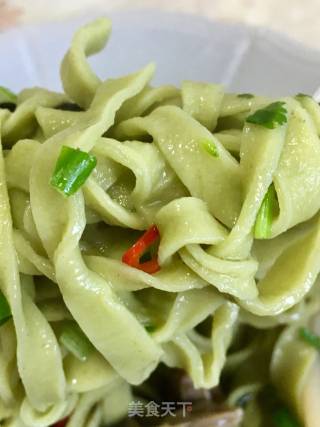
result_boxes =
[2,8,320,66]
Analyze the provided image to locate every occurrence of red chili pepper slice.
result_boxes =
[52,418,69,427]
[122,225,160,274]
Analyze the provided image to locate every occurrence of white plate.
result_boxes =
[1,9,320,96]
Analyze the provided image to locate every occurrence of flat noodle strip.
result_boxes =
[162,302,239,388]
[61,18,112,109]
[117,106,242,228]
[240,217,320,315]
[30,61,162,385]
[0,323,18,406]
[0,113,66,416]
[2,89,67,145]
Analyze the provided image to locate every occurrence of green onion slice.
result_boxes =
[246,101,287,129]
[50,146,97,197]
[254,184,277,239]
[299,327,320,351]
[295,93,311,99]
[273,407,301,427]
[0,290,12,327]
[145,324,156,333]
[0,86,17,104]
[200,139,219,158]
[59,321,93,362]
[238,93,254,99]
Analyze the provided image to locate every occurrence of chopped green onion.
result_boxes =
[254,184,277,239]
[246,101,287,129]
[295,93,311,99]
[238,93,254,99]
[0,290,11,327]
[59,321,93,362]
[0,86,17,112]
[145,324,156,333]
[0,86,17,104]
[299,327,320,350]
[200,139,219,157]
[50,146,97,197]
[273,407,301,427]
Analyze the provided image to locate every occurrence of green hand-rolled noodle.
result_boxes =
[179,245,258,300]
[115,84,180,124]
[214,110,288,258]
[13,230,55,281]
[35,107,86,139]
[152,287,225,343]
[240,217,320,315]
[116,106,242,228]
[60,18,112,109]
[2,89,67,145]
[30,63,154,257]
[296,95,320,135]
[100,381,132,426]
[181,81,224,130]
[62,387,106,427]
[0,114,66,416]
[301,355,320,427]
[20,393,78,427]
[83,137,186,228]
[271,325,318,422]
[29,65,163,385]
[2,16,320,427]
[219,93,269,117]
[214,129,242,155]
[38,298,71,323]
[64,351,120,394]
[162,302,239,388]
[0,323,18,406]
[155,197,228,264]
[53,195,162,385]
[85,255,206,293]
[272,99,320,236]
[5,139,40,192]
[18,282,66,411]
